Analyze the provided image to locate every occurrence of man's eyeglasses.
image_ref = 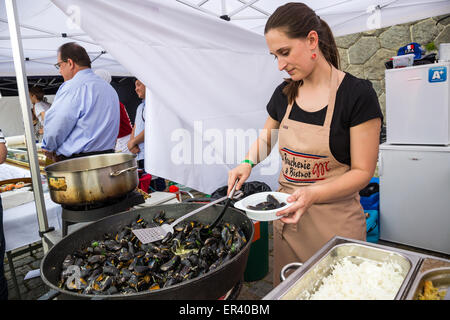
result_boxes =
[54,60,67,70]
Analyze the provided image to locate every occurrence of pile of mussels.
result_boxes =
[247,194,286,211]
[58,211,247,295]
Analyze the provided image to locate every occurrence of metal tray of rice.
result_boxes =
[264,236,422,300]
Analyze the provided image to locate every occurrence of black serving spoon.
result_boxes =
[201,179,241,238]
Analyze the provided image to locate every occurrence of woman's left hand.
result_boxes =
[276,187,319,224]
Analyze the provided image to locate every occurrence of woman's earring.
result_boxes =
[311,53,317,59]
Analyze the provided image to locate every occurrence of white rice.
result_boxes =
[299,257,405,300]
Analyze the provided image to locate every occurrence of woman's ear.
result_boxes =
[307,30,319,50]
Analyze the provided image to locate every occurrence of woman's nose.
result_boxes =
[278,58,287,71]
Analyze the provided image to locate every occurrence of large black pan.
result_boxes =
[40,203,254,300]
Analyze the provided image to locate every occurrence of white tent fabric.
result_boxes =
[50,0,450,194]
[2,1,449,77]
[0,0,129,76]
[175,0,450,36]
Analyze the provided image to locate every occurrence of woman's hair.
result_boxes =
[29,86,45,101]
[58,42,91,68]
[264,3,339,104]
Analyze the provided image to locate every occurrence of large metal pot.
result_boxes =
[45,153,138,206]
[40,203,254,300]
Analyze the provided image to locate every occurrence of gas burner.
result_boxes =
[61,194,129,211]
[61,190,145,236]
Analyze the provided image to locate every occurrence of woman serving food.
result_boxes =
[227,3,383,286]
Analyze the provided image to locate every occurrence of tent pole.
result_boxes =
[5,0,51,253]
[236,0,270,16]
[228,0,260,18]
[176,0,219,17]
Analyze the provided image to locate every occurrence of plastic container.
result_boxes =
[243,220,269,282]
[233,191,293,221]
[392,54,415,68]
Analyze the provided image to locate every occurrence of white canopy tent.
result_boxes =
[0,0,129,76]
[2,1,449,76]
[175,0,450,36]
[0,0,132,137]
[3,0,450,251]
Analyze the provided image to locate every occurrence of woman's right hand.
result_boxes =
[227,163,252,195]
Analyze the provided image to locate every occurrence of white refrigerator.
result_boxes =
[379,143,450,254]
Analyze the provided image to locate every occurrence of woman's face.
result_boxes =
[265,28,315,81]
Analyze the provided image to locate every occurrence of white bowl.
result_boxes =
[233,192,294,221]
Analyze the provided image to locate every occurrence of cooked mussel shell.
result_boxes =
[247,194,287,210]
[160,255,180,272]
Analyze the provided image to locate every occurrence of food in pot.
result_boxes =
[0,184,15,192]
[418,280,446,300]
[247,194,286,211]
[298,256,404,300]
[57,212,247,295]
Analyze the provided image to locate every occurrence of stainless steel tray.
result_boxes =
[263,236,422,300]
[406,267,450,300]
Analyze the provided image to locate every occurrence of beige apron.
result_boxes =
[273,66,366,286]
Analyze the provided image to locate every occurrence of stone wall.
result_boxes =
[335,14,450,118]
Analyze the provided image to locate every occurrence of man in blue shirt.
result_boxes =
[42,42,119,161]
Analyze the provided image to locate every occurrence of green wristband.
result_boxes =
[241,159,255,168]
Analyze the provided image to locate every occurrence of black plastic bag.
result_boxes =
[183,181,272,205]
[183,181,272,204]
[211,181,272,200]
[359,182,379,197]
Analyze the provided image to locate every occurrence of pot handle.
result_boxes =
[110,166,138,177]
[280,262,303,282]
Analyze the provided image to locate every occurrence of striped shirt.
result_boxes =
[0,129,5,144]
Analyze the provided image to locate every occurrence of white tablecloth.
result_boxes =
[0,163,31,181]
[3,192,62,252]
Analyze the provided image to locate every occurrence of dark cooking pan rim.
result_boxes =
[44,153,137,174]
[40,204,254,299]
